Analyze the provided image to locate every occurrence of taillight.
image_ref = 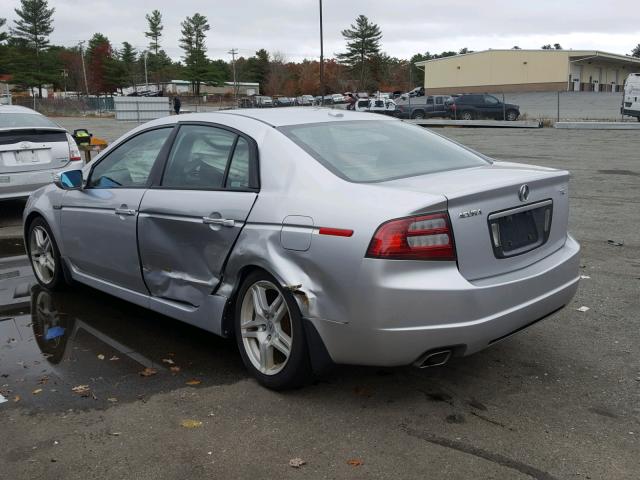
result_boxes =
[366,212,456,261]
[66,133,82,162]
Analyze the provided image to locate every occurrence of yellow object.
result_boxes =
[90,136,108,146]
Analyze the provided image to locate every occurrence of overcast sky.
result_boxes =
[3,0,639,61]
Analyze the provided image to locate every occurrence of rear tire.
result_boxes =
[234,270,312,390]
[505,109,519,121]
[460,110,474,120]
[27,217,66,291]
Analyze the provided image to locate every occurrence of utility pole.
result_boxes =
[319,0,324,106]
[144,51,149,89]
[78,41,89,97]
[61,69,68,98]
[228,48,238,103]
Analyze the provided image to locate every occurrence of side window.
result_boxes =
[89,128,172,188]
[426,97,434,104]
[484,95,499,105]
[435,96,444,105]
[162,125,236,189]
[225,137,251,189]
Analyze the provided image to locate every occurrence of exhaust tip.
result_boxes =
[414,349,452,369]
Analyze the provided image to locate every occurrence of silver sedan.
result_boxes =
[23,108,580,389]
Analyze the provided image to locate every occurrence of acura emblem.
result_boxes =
[518,184,530,202]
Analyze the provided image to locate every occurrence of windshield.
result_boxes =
[0,113,60,129]
[280,120,488,183]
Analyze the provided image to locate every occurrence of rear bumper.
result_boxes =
[309,234,580,366]
[0,166,71,200]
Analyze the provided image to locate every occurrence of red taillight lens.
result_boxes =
[366,212,456,261]
[66,133,82,162]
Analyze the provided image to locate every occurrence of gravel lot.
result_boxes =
[1,118,638,479]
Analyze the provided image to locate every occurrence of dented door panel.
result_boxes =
[137,189,257,306]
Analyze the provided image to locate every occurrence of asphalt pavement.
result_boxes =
[0,121,638,479]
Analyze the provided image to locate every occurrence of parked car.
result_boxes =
[274,96,294,107]
[1,105,82,200]
[407,86,425,97]
[332,94,346,104]
[254,96,273,108]
[447,94,520,121]
[23,108,580,389]
[296,95,315,106]
[355,98,396,114]
[621,73,640,121]
[394,95,452,119]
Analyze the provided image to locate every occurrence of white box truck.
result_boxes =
[622,73,640,121]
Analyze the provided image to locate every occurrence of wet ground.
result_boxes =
[1,123,639,479]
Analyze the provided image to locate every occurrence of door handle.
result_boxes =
[115,207,136,216]
[202,216,235,227]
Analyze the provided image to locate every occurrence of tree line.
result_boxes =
[1,1,639,98]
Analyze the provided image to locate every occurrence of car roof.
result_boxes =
[219,107,393,127]
[0,105,42,115]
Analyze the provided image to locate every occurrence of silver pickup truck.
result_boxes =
[393,95,451,119]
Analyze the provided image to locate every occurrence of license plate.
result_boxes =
[0,175,9,184]
[488,200,553,258]
[16,150,41,164]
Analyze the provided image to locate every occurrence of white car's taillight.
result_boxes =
[66,133,82,162]
[366,212,456,261]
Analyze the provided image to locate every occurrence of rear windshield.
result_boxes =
[280,120,487,182]
[0,113,60,129]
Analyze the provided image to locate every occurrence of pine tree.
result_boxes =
[145,10,163,56]
[120,41,138,88]
[10,0,55,97]
[632,44,640,58]
[179,13,210,95]
[336,15,382,90]
[0,18,8,43]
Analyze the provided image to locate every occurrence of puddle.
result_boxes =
[0,238,26,258]
[0,257,245,412]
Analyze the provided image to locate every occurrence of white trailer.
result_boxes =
[622,73,640,121]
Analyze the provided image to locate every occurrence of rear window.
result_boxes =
[280,120,487,183]
[0,113,60,129]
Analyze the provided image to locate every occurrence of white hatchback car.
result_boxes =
[0,105,82,200]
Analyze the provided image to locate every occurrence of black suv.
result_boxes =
[447,94,520,121]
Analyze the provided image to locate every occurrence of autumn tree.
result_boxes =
[179,13,210,95]
[10,0,55,97]
[337,15,382,90]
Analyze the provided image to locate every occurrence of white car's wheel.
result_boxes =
[235,271,311,389]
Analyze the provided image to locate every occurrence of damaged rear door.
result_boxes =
[138,123,259,307]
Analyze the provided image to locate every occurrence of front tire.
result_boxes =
[234,271,312,390]
[505,109,519,121]
[411,110,426,120]
[27,217,66,291]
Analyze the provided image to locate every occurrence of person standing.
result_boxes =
[173,96,182,115]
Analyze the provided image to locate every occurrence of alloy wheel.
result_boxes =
[239,280,293,375]
[30,226,56,284]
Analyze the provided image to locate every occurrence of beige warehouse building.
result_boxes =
[415,49,640,94]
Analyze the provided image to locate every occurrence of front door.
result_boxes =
[138,123,258,307]
[482,95,503,119]
[61,127,174,293]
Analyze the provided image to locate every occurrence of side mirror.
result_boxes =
[54,169,83,190]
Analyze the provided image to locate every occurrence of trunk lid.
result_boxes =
[383,162,570,281]
[0,128,71,174]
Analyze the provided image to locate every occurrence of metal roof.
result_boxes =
[414,49,640,66]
